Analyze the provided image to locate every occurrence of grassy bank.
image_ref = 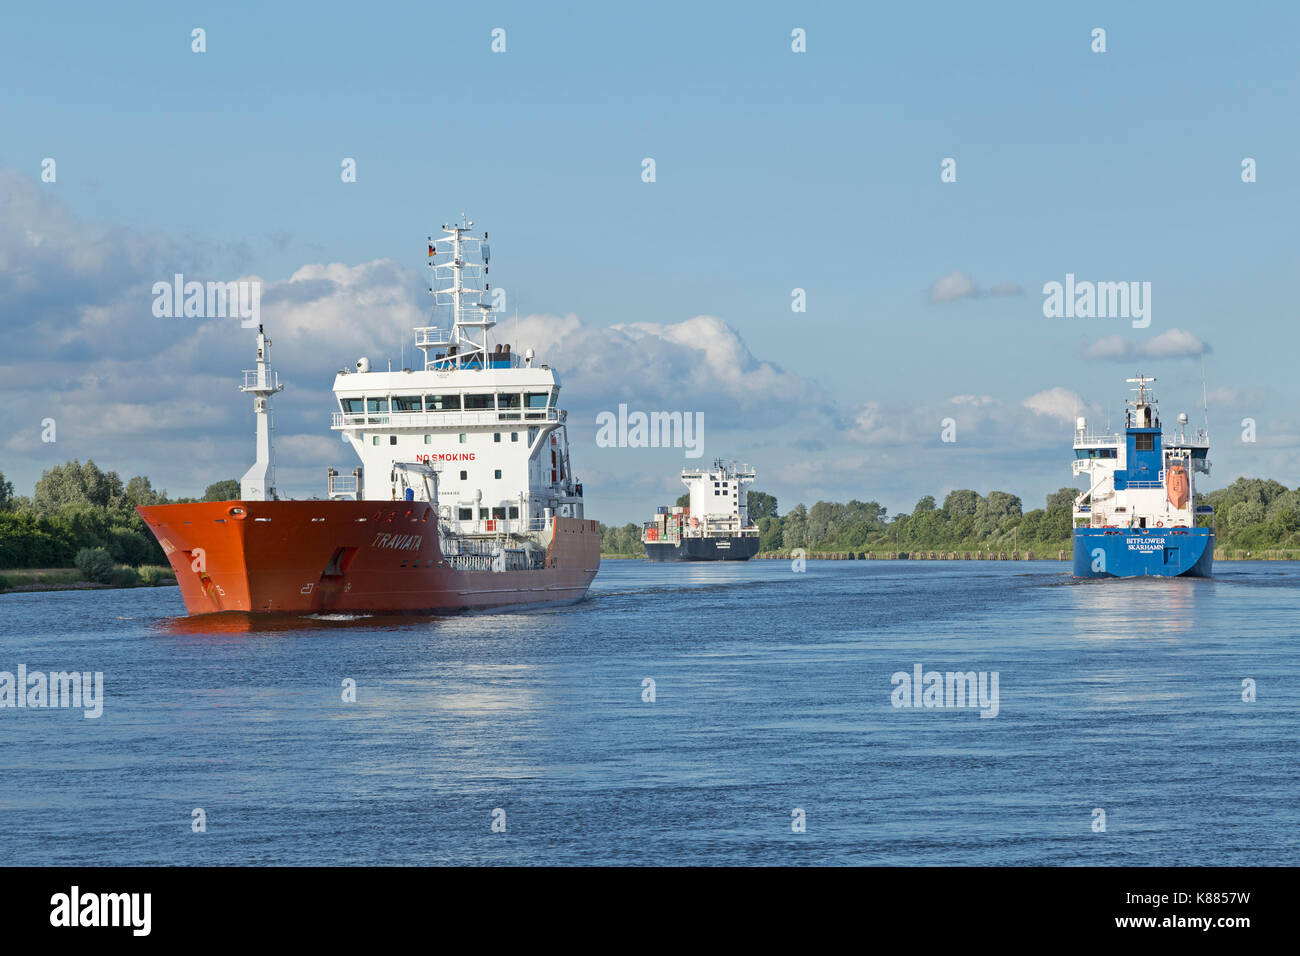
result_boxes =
[0,565,177,593]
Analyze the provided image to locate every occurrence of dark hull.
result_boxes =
[644,536,760,562]
[1072,528,1214,578]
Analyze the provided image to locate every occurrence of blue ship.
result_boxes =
[1071,375,1214,578]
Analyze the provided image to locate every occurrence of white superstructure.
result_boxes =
[681,459,755,537]
[328,218,585,535]
[1071,375,1211,530]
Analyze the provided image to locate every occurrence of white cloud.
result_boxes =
[1083,328,1209,361]
[929,271,977,303]
[1022,387,1089,425]
[929,272,1022,303]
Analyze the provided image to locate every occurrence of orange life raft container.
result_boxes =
[1166,465,1189,510]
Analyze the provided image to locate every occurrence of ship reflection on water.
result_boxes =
[154,610,439,637]
[1068,574,1212,642]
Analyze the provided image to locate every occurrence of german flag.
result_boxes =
[428,244,436,257]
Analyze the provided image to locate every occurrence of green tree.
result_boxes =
[782,504,809,550]
[74,547,115,584]
[747,491,778,521]
[124,475,167,508]
[1229,500,1264,528]
[942,489,980,519]
[0,471,14,511]
[204,479,241,502]
[33,460,126,513]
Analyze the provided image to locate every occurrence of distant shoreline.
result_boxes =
[601,550,1300,562]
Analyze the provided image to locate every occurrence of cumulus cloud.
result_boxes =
[929,271,1022,303]
[1205,385,1265,408]
[508,311,820,420]
[1022,387,1089,424]
[930,271,978,303]
[1082,328,1209,361]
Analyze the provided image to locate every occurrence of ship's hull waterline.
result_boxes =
[138,500,600,615]
[1072,527,1214,579]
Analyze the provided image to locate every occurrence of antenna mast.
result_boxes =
[415,216,495,370]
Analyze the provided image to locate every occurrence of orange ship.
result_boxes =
[138,500,599,615]
[140,219,600,616]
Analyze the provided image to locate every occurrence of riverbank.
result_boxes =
[749,548,1300,561]
[0,566,177,593]
[601,548,1300,561]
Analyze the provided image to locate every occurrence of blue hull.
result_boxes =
[1072,528,1214,578]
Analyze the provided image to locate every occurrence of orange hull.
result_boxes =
[137,500,600,616]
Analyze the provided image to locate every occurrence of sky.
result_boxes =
[2,0,1298,523]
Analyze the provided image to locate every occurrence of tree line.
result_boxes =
[599,478,1300,556]
[0,461,238,570]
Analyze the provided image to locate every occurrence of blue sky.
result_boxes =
[2,1,1298,522]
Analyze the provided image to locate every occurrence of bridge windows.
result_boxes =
[496,393,522,421]
[366,398,388,413]
[423,394,461,411]
[340,397,364,414]
[464,394,494,410]
[392,396,421,412]
[524,392,550,420]
[458,508,473,520]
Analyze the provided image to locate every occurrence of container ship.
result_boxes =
[1071,375,1214,578]
[641,460,761,561]
[137,219,600,614]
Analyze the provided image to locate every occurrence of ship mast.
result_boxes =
[239,325,284,501]
[1125,373,1158,429]
[416,216,496,370]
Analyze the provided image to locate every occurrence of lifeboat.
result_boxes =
[1166,465,1189,509]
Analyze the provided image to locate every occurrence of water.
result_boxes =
[2,560,1297,865]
